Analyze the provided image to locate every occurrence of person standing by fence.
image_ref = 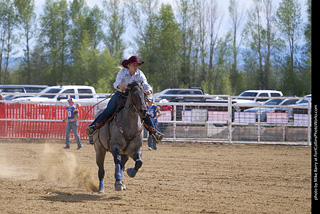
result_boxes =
[146,98,161,150]
[63,98,82,149]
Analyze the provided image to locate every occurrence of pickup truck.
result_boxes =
[13,85,102,104]
[233,90,283,111]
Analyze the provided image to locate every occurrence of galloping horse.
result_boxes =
[93,81,147,193]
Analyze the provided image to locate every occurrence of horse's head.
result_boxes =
[127,81,147,118]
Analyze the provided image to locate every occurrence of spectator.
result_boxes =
[146,98,161,150]
[63,98,82,149]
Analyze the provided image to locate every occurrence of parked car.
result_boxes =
[13,85,101,104]
[154,88,206,103]
[3,94,36,100]
[233,90,283,111]
[0,85,48,100]
[244,98,298,122]
[275,94,312,119]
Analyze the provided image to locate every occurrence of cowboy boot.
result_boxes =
[144,124,164,143]
[86,116,110,136]
[86,126,97,136]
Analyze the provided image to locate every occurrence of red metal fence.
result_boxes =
[0,103,95,139]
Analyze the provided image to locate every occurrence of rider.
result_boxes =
[86,56,164,142]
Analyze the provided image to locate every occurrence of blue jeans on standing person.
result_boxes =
[148,121,158,150]
[65,121,82,148]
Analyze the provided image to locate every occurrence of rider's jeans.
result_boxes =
[89,93,156,130]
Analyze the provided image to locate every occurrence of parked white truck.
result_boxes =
[233,90,283,111]
[13,85,109,105]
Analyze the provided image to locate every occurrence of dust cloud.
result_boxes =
[0,150,20,179]
[38,144,98,192]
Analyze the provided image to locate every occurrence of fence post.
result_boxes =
[257,105,261,143]
[308,98,311,146]
[228,96,232,143]
[173,104,176,142]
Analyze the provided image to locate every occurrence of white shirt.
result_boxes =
[113,68,152,92]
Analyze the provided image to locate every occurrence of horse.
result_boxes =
[92,81,147,193]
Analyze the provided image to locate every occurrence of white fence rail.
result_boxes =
[154,95,311,146]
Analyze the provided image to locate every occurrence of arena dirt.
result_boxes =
[0,139,311,213]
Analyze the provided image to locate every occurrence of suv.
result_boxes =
[0,85,48,100]
[13,85,98,104]
[234,90,283,108]
[154,88,205,103]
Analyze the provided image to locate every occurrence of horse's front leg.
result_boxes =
[95,143,106,193]
[120,154,129,190]
[127,148,143,178]
[112,147,126,191]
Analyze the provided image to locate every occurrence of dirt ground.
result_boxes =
[0,139,311,214]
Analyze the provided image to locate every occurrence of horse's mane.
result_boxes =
[127,81,143,90]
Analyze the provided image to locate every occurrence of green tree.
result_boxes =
[0,0,17,84]
[276,0,302,95]
[244,0,282,90]
[127,0,161,91]
[14,0,36,84]
[304,0,311,54]
[177,0,195,87]
[40,0,70,85]
[86,5,104,49]
[228,0,245,95]
[103,0,126,62]
[69,0,89,64]
[68,0,104,86]
[157,4,182,89]
[94,49,118,93]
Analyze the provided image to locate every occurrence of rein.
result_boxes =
[114,85,146,152]
[84,90,116,122]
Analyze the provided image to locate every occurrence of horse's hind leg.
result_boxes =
[127,149,143,178]
[112,147,125,191]
[95,144,106,193]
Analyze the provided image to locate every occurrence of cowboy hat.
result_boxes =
[122,56,144,68]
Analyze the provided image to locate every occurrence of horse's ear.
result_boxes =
[127,82,133,91]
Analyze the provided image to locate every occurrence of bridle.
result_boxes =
[115,82,147,152]
[125,83,147,118]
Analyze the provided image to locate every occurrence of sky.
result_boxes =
[30,0,308,57]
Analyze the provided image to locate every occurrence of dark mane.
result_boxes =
[127,81,143,90]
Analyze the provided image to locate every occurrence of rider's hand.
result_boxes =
[117,85,127,91]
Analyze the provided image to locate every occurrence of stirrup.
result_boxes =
[86,127,98,136]
[151,134,160,144]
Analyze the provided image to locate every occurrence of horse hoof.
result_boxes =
[127,168,138,178]
[98,189,105,194]
[115,180,124,191]
[98,181,105,194]
[122,184,127,190]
